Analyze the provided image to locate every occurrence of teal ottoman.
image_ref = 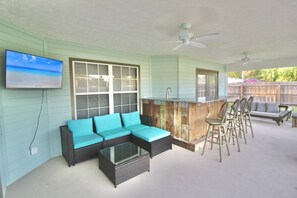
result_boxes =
[131,127,172,157]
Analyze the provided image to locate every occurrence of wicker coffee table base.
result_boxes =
[99,151,150,187]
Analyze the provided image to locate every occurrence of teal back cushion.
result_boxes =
[121,111,141,127]
[94,113,123,133]
[68,118,93,138]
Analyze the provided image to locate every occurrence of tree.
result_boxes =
[228,66,297,82]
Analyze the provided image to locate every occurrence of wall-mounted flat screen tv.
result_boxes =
[5,50,63,88]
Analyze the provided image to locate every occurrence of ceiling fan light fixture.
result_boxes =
[170,23,219,51]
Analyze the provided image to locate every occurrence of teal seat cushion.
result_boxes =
[121,111,141,127]
[98,127,131,141]
[94,113,123,133]
[73,134,103,149]
[68,118,93,138]
[132,127,170,142]
[125,124,149,132]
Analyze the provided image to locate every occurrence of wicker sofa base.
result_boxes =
[131,135,172,157]
[74,143,103,165]
[60,125,103,167]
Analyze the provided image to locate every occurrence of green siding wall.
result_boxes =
[179,56,227,98]
[150,55,227,99]
[0,21,151,194]
[151,55,179,98]
[0,22,50,196]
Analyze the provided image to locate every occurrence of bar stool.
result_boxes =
[226,99,241,152]
[201,102,229,162]
[244,96,254,138]
[237,98,248,144]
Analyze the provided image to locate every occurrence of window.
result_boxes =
[196,69,218,102]
[70,59,139,119]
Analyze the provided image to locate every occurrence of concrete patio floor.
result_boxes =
[6,118,297,198]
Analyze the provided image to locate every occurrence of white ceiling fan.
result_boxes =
[235,52,264,65]
[170,23,219,51]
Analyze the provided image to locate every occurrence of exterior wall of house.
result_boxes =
[0,21,51,196]
[0,20,226,196]
[179,56,227,98]
[150,55,179,98]
[150,55,227,99]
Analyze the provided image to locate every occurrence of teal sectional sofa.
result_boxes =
[60,118,103,167]
[94,113,131,148]
[60,112,172,166]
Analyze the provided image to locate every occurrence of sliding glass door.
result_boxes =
[196,69,218,102]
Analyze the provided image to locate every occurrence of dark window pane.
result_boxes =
[130,104,137,112]
[122,79,129,91]
[99,64,108,75]
[74,62,87,77]
[122,105,129,113]
[77,110,88,119]
[76,95,88,110]
[122,67,129,78]
[130,93,137,104]
[113,66,121,78]
[114,94,121,106]
[114,106,121,113]
[122,93,129,104]
[88,63,98,75]
[89,95,99,108]
[88,79,99,92]
[89,109,99,117]
[100,107,109,115]
[100,94,109,107]
[113,79,121,91]
[76,78,87,93]
[99,79,109,92]
[130,68,137,79]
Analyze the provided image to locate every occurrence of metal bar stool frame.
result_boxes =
[237,98,248,144]
[201,102,230,162]
[226,99,241,152]
[244,96,254,138]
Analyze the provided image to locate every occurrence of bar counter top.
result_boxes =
[142,97,226,103]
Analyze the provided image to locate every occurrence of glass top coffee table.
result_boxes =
[98,142,150,187]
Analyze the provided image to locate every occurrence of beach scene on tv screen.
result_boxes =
[6,51,62,88]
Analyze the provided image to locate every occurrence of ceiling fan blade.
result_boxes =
[161,40,182,44]
[242,61,248,65]
[250,59,264,63]
[172,44,184,51]
[191,33,219,41]
[190,41,207,48]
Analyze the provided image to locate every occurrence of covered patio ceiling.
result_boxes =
[1,0,297,70]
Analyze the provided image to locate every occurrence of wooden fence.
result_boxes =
[228,82,297,105]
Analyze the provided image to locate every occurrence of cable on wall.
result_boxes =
[28,89,45,153]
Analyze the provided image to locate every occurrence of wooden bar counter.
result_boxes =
[142,98,225,151]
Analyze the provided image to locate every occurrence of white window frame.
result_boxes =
[70,58,140,119]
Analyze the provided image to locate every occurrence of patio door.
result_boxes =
[196,69,218,102]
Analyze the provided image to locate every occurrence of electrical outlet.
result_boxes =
[30,147,38,155]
